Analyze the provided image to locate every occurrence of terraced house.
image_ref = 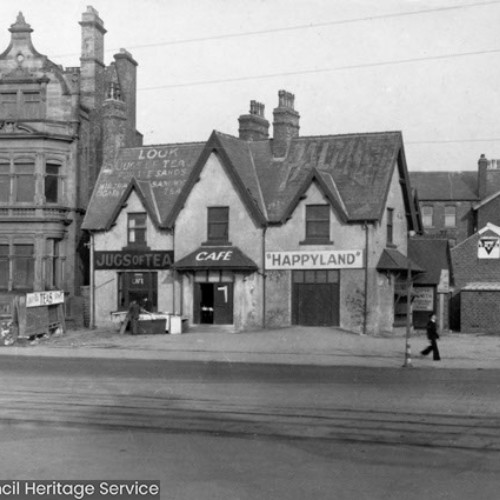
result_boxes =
[83,91,421,334]
[0,7,140,321]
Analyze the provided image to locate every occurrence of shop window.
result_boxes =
[14,159,35,203]
[117,272,158,311]
[12,244,34,291]
[127,213,147,246]
[444,205,456,228]
[386,208,394,246]
[45,161,61,203]
[304,205,330,243]
[207,207,229,243]
[0,244,8,290]
[422,206,433,228]
[0,159,9,202]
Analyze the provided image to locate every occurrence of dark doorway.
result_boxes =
[195,282,233,325]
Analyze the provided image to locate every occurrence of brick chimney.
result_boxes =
[238,100,269,141]
[478,154,489,200]
[79,6,106,110]
[114,48,138,146]
[272,90,300,157]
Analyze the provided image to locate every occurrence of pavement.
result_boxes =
[0,324,499,369]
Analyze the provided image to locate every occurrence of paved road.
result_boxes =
[1,357,499,450]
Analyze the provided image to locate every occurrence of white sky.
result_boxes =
[1,0,499,172]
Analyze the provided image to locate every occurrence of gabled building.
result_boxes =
[0,8,140,317]
[83,91,421,334]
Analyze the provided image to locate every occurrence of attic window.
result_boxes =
[127,213,147,247]
[207,207,229,243]
[303,205,331,244]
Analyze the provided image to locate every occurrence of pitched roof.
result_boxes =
[82,141,205,230]
[408,238,450,285]
[409,171,478,201]
[376,248,424,273]
[83,130,417,231]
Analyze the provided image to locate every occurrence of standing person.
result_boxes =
[119,300,144,335]
[421,312,441,361]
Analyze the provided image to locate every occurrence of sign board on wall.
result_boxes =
[478,237,500,259]
[412,287,435,312]
[265,250,363,270]
[26,291,65,308]
[94,251,174,270]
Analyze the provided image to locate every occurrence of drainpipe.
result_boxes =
[90,232,95,329]
[363,222,369,335]
[262,226,267,329]
[172,226,176,314]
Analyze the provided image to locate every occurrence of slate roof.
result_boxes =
[83,130,417,231]
[409,172,478,201]
[408,238,450,285]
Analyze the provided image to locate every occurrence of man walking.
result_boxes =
[421,312,441,361]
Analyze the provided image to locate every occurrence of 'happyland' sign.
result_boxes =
[265,250,363,270]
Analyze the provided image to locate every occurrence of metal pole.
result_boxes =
[90,233,95,329]
[403,259,413,367]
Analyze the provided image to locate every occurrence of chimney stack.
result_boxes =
[102,85,127,168]
[478,154,489,200]
[238,100,269,141]
[272,90,300,157]
[79,6,106,109]
[114,49,139,146]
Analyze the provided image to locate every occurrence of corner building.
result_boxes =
[84,91,421,334]
[0,8,140,320]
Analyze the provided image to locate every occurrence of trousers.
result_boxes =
[421,339,441,361]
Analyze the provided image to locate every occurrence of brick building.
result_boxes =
[451,223,500,332]
[83,91,421,335]
[0,7,140,319]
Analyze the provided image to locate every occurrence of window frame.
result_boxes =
[0,87,44,120]
[386,207,394,246]
[304,204,331,244]
[44,160,61,204]
[207,206,229,243]
[422,206,434,228]
[127,212,147,247]
[12,243,34,291]
[13,158,36,203]
[444,205,457,228]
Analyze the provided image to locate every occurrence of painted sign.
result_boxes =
[94,251,174,270]
[478,237,500,259]
[265,250,363,270]
[26,290,65,308]
[412,287,434,312]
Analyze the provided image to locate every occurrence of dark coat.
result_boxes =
[426,319,439,341]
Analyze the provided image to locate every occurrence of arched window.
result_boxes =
[45,161,61,203]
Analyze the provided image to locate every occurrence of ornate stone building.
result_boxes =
[0,7,140,318]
